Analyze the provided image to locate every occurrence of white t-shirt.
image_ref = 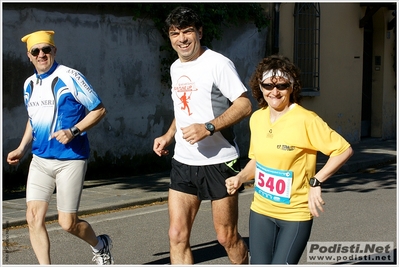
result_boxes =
[170,48,248,165]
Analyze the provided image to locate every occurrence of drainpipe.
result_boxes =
[273,3,281,54]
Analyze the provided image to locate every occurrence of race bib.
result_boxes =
[254,162,293,204]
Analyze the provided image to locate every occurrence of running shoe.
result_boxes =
[92,234,114,265]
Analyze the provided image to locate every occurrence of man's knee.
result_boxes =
[59,220,76,233]
[169,225,190,245]
[26,210,45,228]
[58,213,78,233]
[218,232,249,264]
[26,202,47,228]
[216,229,239,248]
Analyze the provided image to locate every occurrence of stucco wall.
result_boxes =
[2,6,268,175]
[278,3,364,143]
[279,3,396,144]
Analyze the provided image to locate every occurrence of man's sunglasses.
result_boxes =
[30,46,52,57]
[260,83,291,90]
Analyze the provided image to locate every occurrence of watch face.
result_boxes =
[71,126,80,137]
[206,123,215,132]
[309,178,320,187]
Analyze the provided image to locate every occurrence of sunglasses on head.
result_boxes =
[260,83,291,90]
[30,46,52,57]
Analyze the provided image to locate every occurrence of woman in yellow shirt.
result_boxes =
[225,55,353,264]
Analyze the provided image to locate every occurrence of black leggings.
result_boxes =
[249,210,313,264]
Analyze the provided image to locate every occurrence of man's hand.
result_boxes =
[181,123,210,145]
[153,137,170,157]
[7,148,25,165]
[52,129,74,145]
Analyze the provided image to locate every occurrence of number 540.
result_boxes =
[257,172,286,194]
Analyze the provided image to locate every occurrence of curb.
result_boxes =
[3,196,170,229]
[3,154,396,229]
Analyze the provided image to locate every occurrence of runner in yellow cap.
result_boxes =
[7,30,113,265]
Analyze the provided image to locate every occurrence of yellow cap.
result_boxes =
[21,30,55,52]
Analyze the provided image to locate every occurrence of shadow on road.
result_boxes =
[144,237,250,264]
[322,163,396,193]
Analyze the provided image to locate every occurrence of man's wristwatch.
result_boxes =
[205,122,215,136]
[309,177,322,187]
[70,126,81,137]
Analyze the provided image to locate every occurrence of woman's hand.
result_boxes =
[225,175,243,195]
[308,186,325,217]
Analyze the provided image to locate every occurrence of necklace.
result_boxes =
[267,128,273,138]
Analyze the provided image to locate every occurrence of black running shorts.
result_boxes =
[170,158,241,200]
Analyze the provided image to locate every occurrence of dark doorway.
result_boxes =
[361,19,373,138]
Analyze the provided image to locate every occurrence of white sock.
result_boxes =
[91,236,104,252]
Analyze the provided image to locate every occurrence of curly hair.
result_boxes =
[249,55,302,109]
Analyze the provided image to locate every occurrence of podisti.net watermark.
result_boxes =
[307,242,394,263]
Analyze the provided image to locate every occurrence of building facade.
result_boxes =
[262,2,396,141]
[2,3,396,179]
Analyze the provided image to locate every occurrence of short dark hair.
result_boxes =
[164,6,203,35]
[249,55,302,108]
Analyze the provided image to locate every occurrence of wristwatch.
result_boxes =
[309,177,322,187]
[205,122,215,136]
[70,126,81,137]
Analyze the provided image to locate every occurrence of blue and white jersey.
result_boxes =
[23,61,102,159]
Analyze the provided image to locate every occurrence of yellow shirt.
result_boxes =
[249,104,350,221]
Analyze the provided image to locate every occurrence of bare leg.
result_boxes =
[58,211,99,247]
[168,189,201,264]
[26,200,51,264]
[212,193,249,264]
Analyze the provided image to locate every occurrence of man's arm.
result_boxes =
[153,118,177,156]
[52,103,107,145]
[7,120,33,165]
[74,103,107,132]
[180,92,252,144]
[210,92,252,132]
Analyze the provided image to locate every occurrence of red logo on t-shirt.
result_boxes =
[173,75,198,116]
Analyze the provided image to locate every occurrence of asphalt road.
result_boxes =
[2,163,396,265]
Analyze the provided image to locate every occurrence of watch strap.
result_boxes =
[70,126,81,137]
[309,177,322,187]
[205,122,215,136]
